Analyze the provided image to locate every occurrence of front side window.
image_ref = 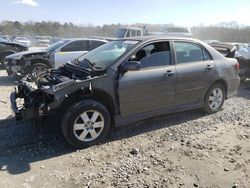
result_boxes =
[61,40,88,52]
[129,41,171,69]
[174,41,210,63]
[46,39,70,51]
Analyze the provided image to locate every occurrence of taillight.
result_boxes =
[234,62,240,70]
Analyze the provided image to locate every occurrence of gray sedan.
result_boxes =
[11,36,240,148]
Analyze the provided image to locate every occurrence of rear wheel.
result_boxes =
[203,83,225,113]
[62,100,111,148]
[30,63,49,76]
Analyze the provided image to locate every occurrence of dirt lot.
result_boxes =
[0,70,250,188]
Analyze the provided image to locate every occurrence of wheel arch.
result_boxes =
[208,79,228,99]
[58,88,115,118]
[0,50,15,60]
[30,59,52,68]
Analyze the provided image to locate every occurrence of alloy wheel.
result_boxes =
[73,110,105,142]
[208,88,223,110]
[32,64,48,76]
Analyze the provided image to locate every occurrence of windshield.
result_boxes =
[46,39,69,51]
[114,29,127,38]
[77,40,139,70]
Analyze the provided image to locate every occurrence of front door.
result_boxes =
[118,41,176,116]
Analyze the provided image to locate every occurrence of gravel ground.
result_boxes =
[0,70,250,188]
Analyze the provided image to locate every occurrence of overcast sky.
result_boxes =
[0,0,250,26]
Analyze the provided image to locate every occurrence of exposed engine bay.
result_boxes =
[12,62,105,120]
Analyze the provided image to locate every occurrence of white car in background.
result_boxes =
[5,38,108,77]
[234,43,250,60]
[13,37,31,47]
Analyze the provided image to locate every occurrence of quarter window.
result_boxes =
[174,41,211,63]
[129,42,171,69]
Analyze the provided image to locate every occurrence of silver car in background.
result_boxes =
[5,38,108,77]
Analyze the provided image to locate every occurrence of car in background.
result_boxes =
[208,41,250,81]
[162,26,192,37]
[11,36,240,148]
[5,38,108,77]
[13,37,31,47]
[0,40,28,68]
[33,36,51,47]
[0,35,12,42]
[114,27,146,38]
[0,37,7,42]
[208,42,237,58]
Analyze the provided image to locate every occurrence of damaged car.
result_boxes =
[5,38,108,77]
[11,37,240,148]
[208,42,237,58]
[208,42,250,81]
[0,40,28,68]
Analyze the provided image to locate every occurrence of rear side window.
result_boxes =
[129,41,171,69]
[89,40,105,50]
[61,40,89,52]
[174,41,211,63]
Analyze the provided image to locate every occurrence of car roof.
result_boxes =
[66,38,109,43]
[115,36,201,42]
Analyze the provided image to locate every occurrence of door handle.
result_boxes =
[164,70,175,77]
[205,65,214,71]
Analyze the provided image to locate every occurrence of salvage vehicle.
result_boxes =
[208,42,250,81]
[208,42,237,58]
[5,38,108,77]
[11,37,240,148]
[162,26,192,38]
[13,37,31,47]
[0,40,28,67]
[114,27,147,38]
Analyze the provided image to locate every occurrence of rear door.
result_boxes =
[54,40,89,68]
[118,41,176,116]
[173,41,217,106]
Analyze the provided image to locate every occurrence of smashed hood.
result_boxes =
[6,50,49,60]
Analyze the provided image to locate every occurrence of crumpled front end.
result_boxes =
[10,64,98,121]
[10,80,55,120]
[5,57,25,76]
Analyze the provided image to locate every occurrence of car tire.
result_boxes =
[30,62,49,76]
[203,83,225,114]
[62,99,111,148]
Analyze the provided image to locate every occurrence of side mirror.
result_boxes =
[121,61,141,72]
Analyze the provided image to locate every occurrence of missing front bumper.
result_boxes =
[10,91,38,121]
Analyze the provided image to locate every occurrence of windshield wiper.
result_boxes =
[84,58,95,68]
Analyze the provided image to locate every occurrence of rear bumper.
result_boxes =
[227,76,241,99]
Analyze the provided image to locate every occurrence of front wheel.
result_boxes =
[30,63,49,76]
[203,83,225,114]
[62,100,111,148]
